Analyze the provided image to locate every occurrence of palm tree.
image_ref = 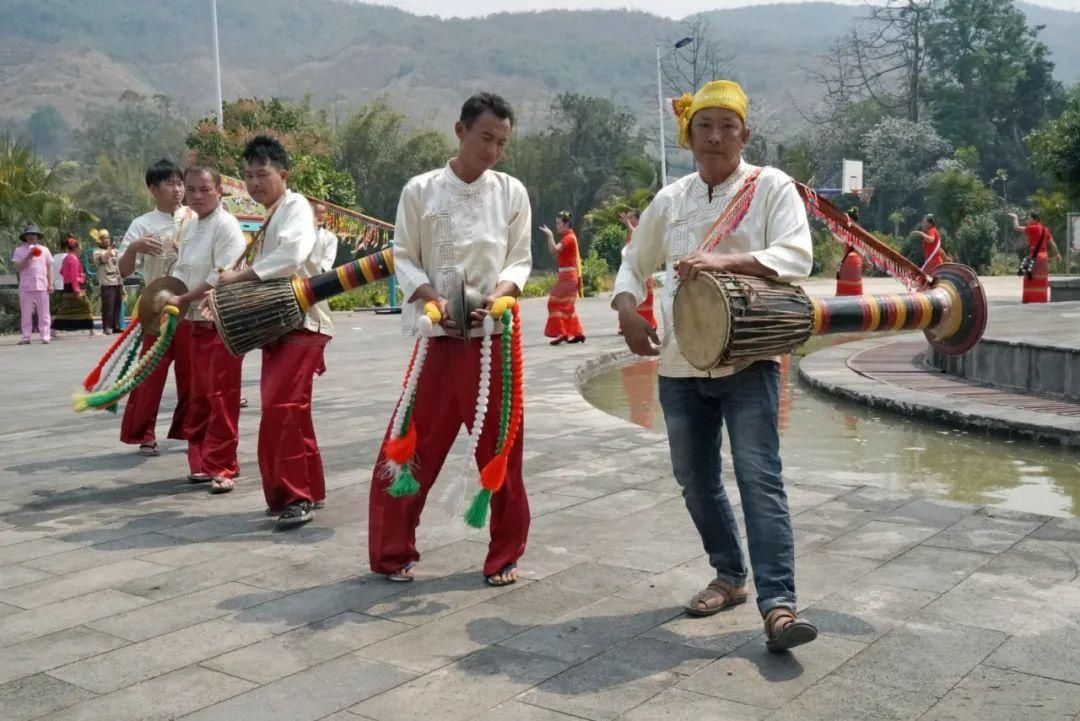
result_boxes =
[1,132,96,270]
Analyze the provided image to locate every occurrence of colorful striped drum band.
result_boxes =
[293,248,396,312]
[810,288,950,335]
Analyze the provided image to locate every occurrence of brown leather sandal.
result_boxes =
[684,579,748,617]
[764,607,818,652]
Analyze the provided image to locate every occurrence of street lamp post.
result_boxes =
[656,36,693,187]
[211,0,224,129]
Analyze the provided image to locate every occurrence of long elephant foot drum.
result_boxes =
[673,264,988,371]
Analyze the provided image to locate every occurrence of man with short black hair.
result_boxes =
[214,135,333,528]
[117,159,196,456]
[369,92,532,586]
[164,166,247,492]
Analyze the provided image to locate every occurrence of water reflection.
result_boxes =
[582,347,1080,519]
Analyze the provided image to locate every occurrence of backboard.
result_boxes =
[842,159,864,194]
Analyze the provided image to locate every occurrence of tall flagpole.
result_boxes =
[656,43,666,187]
[211,0,224,129]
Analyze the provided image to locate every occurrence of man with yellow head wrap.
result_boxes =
[613,80,817,652]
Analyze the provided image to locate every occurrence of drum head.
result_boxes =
[673,275,732,370]
[137,277,188,337]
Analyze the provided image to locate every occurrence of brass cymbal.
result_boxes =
[137,277,188,336]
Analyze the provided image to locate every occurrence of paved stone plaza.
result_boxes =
[1,283,1079,720]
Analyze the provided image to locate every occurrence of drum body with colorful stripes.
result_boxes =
[673,273,814,370]
[209,247,395,357]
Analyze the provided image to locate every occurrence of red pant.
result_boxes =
[182,323,243,478]
[120,320,192,445]
[368,337,530,577]
[259,330,330,511]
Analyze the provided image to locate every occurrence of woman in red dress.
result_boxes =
[912,214,945,273]
[618,210,657,331]
[1011,210,1059,304]
[542,211,586,345]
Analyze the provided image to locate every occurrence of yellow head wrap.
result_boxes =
[673,80,749,148]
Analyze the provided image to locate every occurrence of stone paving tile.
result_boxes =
[977,537,1080,586]
[0,588,152,646]
[676,633,866,710]
[821,521,941,562]
[522,637,716,720]
[834,619,1007,697]
[362,571,518,624]
[801,583,940,643]
[642,604,763,657]
[499,595,680,664]
[0,538,81,567]
[0,674,96,721]
[919,665,1080,721]
[984,625,1080,685]
[789,551,881,606]
[1030,517,1080,543]
[87,582,284,642]
[0,558,171,609]
[764,674,937,721]
[204,611,407,684]
[619,688,770,721]
[22,532,183,575]
[472,701,587,720]
[540,562,652,597]
[179,653,414,721]
[114,551,290,601]
[877,498,978,529]
[228,577,399,635]
[0,626,128,685]
[352,646,567,721]
[357,586,580,674]
[860,545,993,594]
[925,511,1046,554]
[39,665,257,721]
[0,563,53,591]
[47,616,275,693]
[921,572,1080,636]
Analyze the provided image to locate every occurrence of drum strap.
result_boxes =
[239,195,284,270]
[697,169,763,253]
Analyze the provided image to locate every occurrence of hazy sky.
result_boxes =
[373,0,1079,18]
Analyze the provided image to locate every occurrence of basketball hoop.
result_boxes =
[853,187,875,206]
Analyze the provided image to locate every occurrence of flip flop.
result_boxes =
[209,477,235,494]
[139,443,159,457]
[187,473,211,483]
[485,563,518,587]
[387,561,417,583]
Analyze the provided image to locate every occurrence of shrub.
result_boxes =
[581,250,611,297]
[589,224,627,273]
[522,273,556,298]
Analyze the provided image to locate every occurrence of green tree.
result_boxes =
[952,211,1000,271]
[924,160,997,240]
[24,106,69,160]
[1028,84,1080,205]
[0,133,96,270]
[76,91,188,168]
[186,96,357,207]
[862,117,951,226]
[336,102,453,221]
[925,0,1063,192]
[71,156,153,235]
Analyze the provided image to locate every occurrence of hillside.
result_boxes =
[0,0,1076,137]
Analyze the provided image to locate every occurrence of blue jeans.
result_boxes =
[659,361,796,614]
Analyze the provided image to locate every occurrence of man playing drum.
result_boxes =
[214,136,334,528]
[613,80,817,652]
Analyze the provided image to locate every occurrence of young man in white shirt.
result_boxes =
[164,166,247,493]
[369,93,533,586]
[117,159,196,457]
[214,136,333,528]
[311,202,339,272]
[614,80,818,652]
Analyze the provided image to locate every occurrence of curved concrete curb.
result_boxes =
[799,334,1080,447]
